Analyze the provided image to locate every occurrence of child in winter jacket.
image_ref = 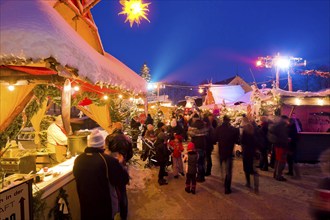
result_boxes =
[183,142,198,194]
[169,135,184,178]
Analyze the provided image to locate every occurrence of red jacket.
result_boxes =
[169,141,184,158]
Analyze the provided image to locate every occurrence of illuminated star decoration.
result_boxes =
[119,0,151,27]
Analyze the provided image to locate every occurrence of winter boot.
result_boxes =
[158,179,168,185]
[191,186,196,194]
[245,173,251,188]
[253,173,259,194]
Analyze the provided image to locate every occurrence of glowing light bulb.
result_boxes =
[295,98,301,106]
[317,99,324,106]
[129,97,134,101]
[198,88,203,94]
[118,94,123,99]
[8,85,15,91]
[64,84,71,92]
[256,60,262,67]
[276,58,290,69]
[103,95,109,100]
[73,86,80,91]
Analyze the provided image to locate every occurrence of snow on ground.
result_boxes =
[126,147,325,220]
[127,154,153,191]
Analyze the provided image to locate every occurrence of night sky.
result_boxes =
[91,0,330,85]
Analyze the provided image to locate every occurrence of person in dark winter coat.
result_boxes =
[203,116,215,176]
[105,122,133,220]
[258,116,270,171]
[214,115,239,194]
[145,114,154,126]
[183,142,198,194]
[268,115,290,181]
[130,115,141,148]
[188,117,208,182]
[155,122,171,185]
[208,114,218,129]
[240,117,259,193]
[105,122,133,163]
[73,130,129,220]
[286,118,300,177]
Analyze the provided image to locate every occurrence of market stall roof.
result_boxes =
[276,88,330,97]
[209,85,246,104]
[0,0,146,94]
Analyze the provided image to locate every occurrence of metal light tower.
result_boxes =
[256,53,306,91]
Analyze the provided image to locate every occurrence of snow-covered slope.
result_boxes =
[0,0,146,93]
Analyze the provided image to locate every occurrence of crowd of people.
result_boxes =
[72,110,302,219]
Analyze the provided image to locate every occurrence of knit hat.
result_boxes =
[174,134,183,142]
[87,130,105,148]
[187,142,195,152]
[157,122,165,129]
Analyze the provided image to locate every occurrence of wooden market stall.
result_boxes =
[0,0,146,219]
[249,86,330,162]
[279,89,330,162]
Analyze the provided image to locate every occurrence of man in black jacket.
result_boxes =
[155,122,170,185]
[73,130,129,220]
[214,115,239,194]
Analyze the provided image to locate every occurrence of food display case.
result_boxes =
[0,148,36,174]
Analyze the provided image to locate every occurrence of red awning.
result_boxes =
[3,65,57,75]
[71,79,118,95]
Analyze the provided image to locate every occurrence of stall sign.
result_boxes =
[0,179,33,220]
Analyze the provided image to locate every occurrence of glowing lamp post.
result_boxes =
[256,53,306,91]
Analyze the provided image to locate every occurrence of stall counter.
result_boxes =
[296,132,330,163]
[33,156,80,219]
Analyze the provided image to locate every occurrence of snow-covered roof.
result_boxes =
[276,88,330,97]
[209,85,246,104]
[0,0,146,94]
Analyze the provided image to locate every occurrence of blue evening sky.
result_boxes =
[92,0,330,85]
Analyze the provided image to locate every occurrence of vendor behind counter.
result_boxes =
[47,115,68,164]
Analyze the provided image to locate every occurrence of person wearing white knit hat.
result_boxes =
[87,129,105,148]
[73,129,129,220]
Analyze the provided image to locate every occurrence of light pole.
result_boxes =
[256,53,306,91]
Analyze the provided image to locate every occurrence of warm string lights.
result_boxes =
[7,85,15,91]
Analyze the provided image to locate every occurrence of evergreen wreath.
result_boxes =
[48,188,72,220]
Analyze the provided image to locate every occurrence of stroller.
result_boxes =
[140,137,158,168]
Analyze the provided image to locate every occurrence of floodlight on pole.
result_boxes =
[256,53,306,91]
[276,58,290,69]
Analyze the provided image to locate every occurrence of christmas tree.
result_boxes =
[140,63,151,82]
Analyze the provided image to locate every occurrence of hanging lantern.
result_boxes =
[119,0,151,27]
